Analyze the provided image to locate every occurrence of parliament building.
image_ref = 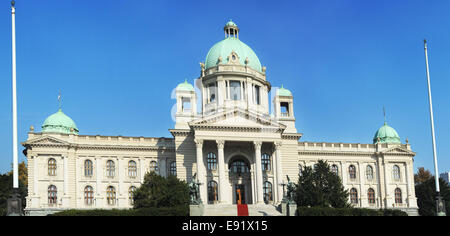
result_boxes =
[22,21,419,216]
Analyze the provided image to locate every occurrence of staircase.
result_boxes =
[202,204,282,216]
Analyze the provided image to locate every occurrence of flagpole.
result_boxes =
[423,39,446,216]
[11,0,18,189]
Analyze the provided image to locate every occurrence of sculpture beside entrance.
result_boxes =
[189,173,202,205]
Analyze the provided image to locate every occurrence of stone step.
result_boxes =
[202,204,282,216]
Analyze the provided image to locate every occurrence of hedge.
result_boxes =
[296,206,408,216]
[48,206,189,216]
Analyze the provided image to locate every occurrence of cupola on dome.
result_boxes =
[373,122,401,144]
[205,20,263,72]
[276,85,292,96]
[176,80,195,91]
[42,109,79,135]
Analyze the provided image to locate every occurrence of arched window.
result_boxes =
[350,188,358,204]
[150,161,158,173]
[229,160,250,174]
[331,164,339,175]
[106,186,116,205]
[349,165,357,180]
[367,188,375,205]
[395,188,402,204]
[84,160,93,177]
[48,158,57,176]
[261,153,271,172]
[208,181,218,203]
[207,153,217,170]
[393,165,401,181]
[48,185,57,206]
[366,165,374,181]
[263,181,273,203]
[106,160,115,177]
[170,162,177,176]
[84,186,94,205]
[128,160,137,178]
[129,186,136,205]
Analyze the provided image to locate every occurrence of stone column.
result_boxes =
[160,158,167,177]
[274,142,283,204]
[216,140,227,204]
[33,156,38,196]
[195,139,207,204]
[254,141,264,204]
[95,157,102,208]
[358,162,365,207]
[118,158,123,207]
[63,156,68,196]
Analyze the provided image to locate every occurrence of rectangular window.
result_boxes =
[255,85,260,105]
[230,81,241,100]
[182,97,191,112]
[208,83,216,102]
[280,102,289,117]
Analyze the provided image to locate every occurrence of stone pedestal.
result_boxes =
[190,204,204,216]
[7,188,22,216]
[281,202,288,216]
[287,203,297,216]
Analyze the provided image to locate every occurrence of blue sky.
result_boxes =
[0,0,449,175]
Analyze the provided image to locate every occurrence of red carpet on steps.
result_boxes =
[237,204,249,216]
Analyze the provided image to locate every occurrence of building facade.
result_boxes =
[22,21,419,216]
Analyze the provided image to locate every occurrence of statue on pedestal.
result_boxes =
[286,175,296,204]
[189,173,202,205]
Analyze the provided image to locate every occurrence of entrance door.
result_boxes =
[235,184,246,204]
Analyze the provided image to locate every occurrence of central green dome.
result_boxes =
[373,122,401,144]
[42,109,79,135]
[205,21,262,72]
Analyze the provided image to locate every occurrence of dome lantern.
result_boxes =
[224,20,239,38]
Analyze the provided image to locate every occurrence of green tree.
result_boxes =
[295,160,350,208]
[415,175,450,216]
[0,161,28,216]
[133,171,189,209]
[414,167,432,184]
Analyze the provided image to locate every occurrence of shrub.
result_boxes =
[48,206,189,216]
[296,206,408,216]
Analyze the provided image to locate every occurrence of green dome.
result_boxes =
[176,80,194,91]
[205,37,262,72]
[226,20,237,27]
[373,122,401,144]
[276,85,292,96]
[42,109,79,135]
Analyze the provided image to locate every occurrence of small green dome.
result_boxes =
[42,109,79,135]
[205,25,262,72]
[226,20,237,27]
[276,85,292,96]
[373,122,401,144]
[176,80,194,91]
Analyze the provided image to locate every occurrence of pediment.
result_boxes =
[23,135,70,146]
[380,146,415,155]
[189,108,285,131]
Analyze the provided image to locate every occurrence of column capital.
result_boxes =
[253,141,262,149]
[216,140,225,149]
[274,141,282,149]
[194,139,203,147]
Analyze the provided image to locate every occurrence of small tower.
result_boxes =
[273,85,296,133]
[175,80,197,129]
